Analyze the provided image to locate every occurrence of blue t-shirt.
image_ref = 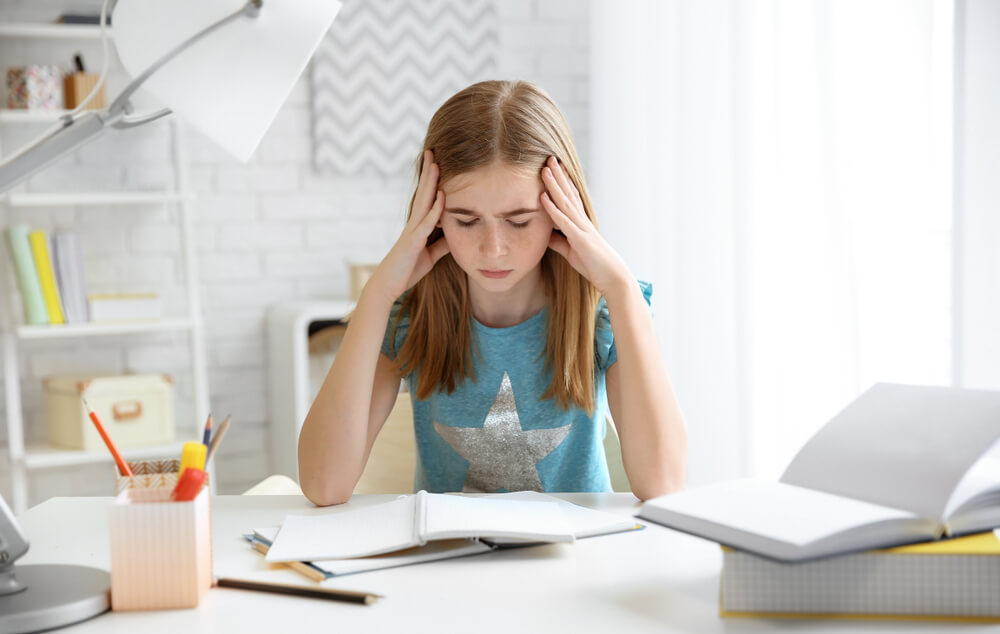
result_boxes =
[381,282,652,494]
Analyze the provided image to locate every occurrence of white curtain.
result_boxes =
[589,0,954,485]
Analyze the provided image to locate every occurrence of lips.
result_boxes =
[479,269,512,279]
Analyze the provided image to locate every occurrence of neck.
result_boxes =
[468,267,548,328]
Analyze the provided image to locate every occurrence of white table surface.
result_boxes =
[16,493,997,634]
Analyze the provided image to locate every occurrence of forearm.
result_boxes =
[605,280,688,500]
[297,285,395,505]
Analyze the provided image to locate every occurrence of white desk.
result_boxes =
[16,494,995,633]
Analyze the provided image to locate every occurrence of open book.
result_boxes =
[638,383,1000,562]
[262,491,639,570]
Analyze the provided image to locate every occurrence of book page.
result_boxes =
[422,494,575,543]
[780,383,1000,520]
[492,491,638,538]
[265,495,418,561]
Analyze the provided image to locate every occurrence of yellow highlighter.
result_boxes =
[179,441,207,477]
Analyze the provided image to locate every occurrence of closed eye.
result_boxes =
[457,218,478,227]
[509,220,530,229]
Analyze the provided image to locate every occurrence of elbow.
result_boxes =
[300,478,354,507]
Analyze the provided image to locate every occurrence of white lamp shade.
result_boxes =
[113,0,341,162]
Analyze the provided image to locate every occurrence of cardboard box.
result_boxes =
[109,486,212,610]
[63,72,105,110]
[44,374,176,451]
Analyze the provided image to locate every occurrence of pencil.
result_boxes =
[206,414,231,464]
[202,412,213,447]
[82,397,133,477]
[250,539,326,583]
[215,578,381,605]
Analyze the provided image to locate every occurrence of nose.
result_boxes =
[481,223,508,258]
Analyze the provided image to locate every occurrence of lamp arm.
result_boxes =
[106,0,262,119]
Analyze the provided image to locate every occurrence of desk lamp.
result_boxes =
[0,0,340,630]
[0,0,341,192]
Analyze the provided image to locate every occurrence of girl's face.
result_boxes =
[440,160,555,297]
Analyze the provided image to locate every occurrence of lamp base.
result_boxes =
[0,564,109,634]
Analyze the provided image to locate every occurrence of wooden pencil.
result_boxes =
[215,578,381,605]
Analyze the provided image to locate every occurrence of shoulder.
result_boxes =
[595,280,652,369]
[381,292,412,360]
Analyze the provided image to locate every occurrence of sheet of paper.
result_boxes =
[265,495,418,561]
[780,383,1000,520]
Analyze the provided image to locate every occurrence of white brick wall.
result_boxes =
[0,0,590,501]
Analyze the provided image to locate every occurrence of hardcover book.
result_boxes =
[639,383,1000,562]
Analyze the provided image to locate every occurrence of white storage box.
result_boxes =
[43,374,176,451]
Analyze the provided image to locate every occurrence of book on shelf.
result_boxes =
[4,224,48,325]
[720,530,1000,621]
[50,230,89,324]
[259,491,640,575]
[638,383,1000,562]
[27,229,65,324]
[88,292,162,322]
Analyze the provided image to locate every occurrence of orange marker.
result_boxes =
[82,397,133,477]
[170,467,206,501]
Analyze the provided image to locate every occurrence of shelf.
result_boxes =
[5,191,189,207]
[0,109,75,124]
[24,441,186,470]
[17,318,195,340]
[0,23,108,39]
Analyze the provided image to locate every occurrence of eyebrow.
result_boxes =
[444,208,539,218]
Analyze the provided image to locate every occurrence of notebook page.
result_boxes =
[780,383,1000,521]
[492,491,638,538]
[422,494,575,543]
[265,495,418,561]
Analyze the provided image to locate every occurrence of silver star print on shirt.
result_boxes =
[434,372,572,492]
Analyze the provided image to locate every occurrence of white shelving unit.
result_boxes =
[0,22,211,513]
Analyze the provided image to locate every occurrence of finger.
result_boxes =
[545,157,588,227]
[410,151,438,225]
[548,156,583,207]
[541,165,585,231]
[418,190,445,234]
[540,190,583,240]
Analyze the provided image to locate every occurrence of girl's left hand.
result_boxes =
[540,156,630,297]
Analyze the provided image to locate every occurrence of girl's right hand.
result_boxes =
[367,150,450,303]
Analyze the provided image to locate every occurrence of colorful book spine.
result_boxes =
[51,231,89,323]
[28,229,65,325]
[4,225,49,325]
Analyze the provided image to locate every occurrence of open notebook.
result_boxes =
[253,491,640,577]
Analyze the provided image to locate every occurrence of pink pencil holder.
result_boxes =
[109,486,212,610]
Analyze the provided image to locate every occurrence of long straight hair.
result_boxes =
[391,80,601,413]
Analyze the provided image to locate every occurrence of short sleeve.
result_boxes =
[380,296,411,360]
[595,280,653,371]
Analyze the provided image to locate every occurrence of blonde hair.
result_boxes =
[391,80,601,413]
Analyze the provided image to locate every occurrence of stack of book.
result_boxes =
[638,383,1000,621]
[4,225,162,325]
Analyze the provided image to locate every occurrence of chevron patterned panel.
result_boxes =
[312,0,498,176]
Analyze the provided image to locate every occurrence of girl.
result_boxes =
[299,80,686,505]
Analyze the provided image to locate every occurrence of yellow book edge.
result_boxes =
[28,230,65,324]
[719,531,1000,621]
